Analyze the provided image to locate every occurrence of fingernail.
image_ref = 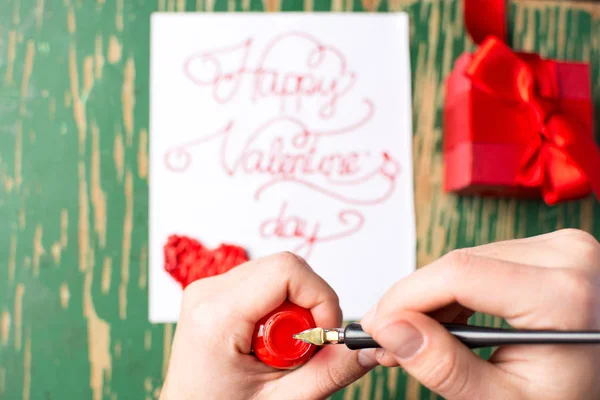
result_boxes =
[374,348,386,360]
[357,349,379,369]
[361,304,378,328]
[378,321,423,360]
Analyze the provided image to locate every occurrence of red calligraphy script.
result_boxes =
[183,32,356,119]
[164,113,401,206]
[165,31,404,257]
[259,202,364,259]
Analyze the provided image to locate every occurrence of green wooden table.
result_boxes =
[1,0,599,398]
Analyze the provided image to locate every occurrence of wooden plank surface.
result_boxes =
[0,0,599,399]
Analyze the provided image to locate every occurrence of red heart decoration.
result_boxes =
[164,235,249,288]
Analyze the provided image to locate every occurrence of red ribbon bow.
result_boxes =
[466,38,600,205]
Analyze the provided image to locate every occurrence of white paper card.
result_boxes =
[150,13,415,323]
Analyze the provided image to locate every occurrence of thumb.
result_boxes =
[274,345,377,399]
[370,311,513,400]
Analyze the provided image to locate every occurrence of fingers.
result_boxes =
[367,304,476,369]
[363,252,560,331]
[362,229,600,332]
[370,311,517,400]
[186,251,342,328]
[428,303,474,324]
[181,252,343,357]
[463,228,600,269]
[359,230,600,399]
[273,345,377,399]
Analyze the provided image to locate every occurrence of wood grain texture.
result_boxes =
[0,0,599,399]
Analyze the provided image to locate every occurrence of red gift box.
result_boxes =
[443,0,600,205]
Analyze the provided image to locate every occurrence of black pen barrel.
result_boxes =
[344,323,380,349]
[444,324,600,349]
[341,323,600,350]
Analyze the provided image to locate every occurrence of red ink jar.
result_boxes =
[252,301,317,369]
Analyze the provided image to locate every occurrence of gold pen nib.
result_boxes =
[293,328,326,345]
[293,328,343,346]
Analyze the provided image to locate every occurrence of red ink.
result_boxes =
[183,39,253,104]
[379,151,401,180]
[165,33,404,260]
[164,110,401,207]
[163,235,249,288]
[252,301,317,369]
[164,122,234,172]
[226,110,375,178]
[184,32,356,118]
[259,202,365,258]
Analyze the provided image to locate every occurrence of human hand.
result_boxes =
[361,229,600,400]
[160,252,377,400]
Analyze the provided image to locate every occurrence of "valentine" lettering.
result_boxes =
[164,115,401,206]
[165,31,404,258]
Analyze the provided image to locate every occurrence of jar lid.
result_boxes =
[263,310,313,360]
[252,301,317,369]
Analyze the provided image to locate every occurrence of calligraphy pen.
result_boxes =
[293,323,600,349]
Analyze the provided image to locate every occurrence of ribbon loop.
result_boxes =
[465,37,600,204]
[466,38,539,106]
